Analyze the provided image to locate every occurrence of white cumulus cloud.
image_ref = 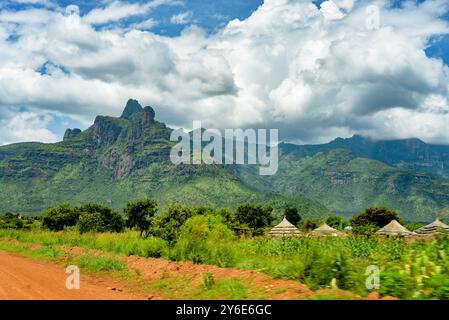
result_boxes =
[0,0,449,145]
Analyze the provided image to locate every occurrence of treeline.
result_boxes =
[1,201,427,238]
[0,213,36,230]
[37,201,278,240]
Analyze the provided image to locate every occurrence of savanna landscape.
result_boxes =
[2,0,449,307]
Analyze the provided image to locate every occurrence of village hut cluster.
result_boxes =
[269,218,345,238]
[268,217,449,239]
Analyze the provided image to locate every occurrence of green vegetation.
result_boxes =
[235,204,274,236]
[2,194,449,300]
[325,215,348,230]
[2,199,449,300]
[350,206,401,234]
[284,207,301,226]
[71,253,126,273]
[24,246,62,260]
[5,100,449,223]
[2,227,449,299]
[41,203,125,233]
[0,241,28,252]
[0,213,35,229]
[124,199,157,237]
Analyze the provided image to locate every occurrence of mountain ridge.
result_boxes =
[2,99,449,222]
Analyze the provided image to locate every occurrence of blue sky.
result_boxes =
[2,0,265,35]
[1,0,449,145]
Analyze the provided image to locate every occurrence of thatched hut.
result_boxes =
[310,223,345,237]
[376,220,414,237]
[268,217,302,238]
[415,219,449,237]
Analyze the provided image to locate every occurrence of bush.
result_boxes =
[170,214,236,267]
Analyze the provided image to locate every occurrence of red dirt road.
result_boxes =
[0,250,143,300]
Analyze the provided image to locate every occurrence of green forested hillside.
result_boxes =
[1,99,449,222]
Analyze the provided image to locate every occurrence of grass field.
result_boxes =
[1,228,449,299]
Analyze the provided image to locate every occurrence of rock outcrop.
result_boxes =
[92,116,123,145]
[121,99,143,119]
[63,128,82,141]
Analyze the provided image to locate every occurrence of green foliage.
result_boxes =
[235,204,274,236]
[170,214,236,267]
[25,246,62,260]
[202,272,215,290]
[284,207,301,226]
[4,227,449,299]
[42,203,79,231]
[350,206,401,230]
[124,199,157,237]
[0,212,34,229]
[325,215,348,230]
[150,204,195,242]
[300,219,320,231]
[75,204,124,233]
[72,253,125,273]
[406,223,424,231]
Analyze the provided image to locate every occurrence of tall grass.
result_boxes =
[1,228,449,299]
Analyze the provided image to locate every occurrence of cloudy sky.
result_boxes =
[1,0,449,145]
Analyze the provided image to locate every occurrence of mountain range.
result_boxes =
[1,99,449,223]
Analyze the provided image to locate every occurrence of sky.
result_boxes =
[1,0,449,145]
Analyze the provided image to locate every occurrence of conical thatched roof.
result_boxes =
[310,223,345,237]
[415,219,449,236]
[268,217,302,238]
[376,220,414,236]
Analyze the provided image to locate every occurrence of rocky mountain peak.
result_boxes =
[121,99,143,119]
[142,106,156,125]
[63,128,82,141]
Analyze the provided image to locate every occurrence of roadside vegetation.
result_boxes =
[1,202,449,300]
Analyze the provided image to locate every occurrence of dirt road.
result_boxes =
[0,250,143,300]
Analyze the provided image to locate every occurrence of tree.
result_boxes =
[235,204,274,236]
[300,219,320,231]
[75,204,125,233]
[284,207,301,226]
[77,212,105,234]
[42,203,79,231]
[326,215,348,231]
[150,204,195,242]
[124,199,158,237]
[350,206,401,229]
[216,208,237,230]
